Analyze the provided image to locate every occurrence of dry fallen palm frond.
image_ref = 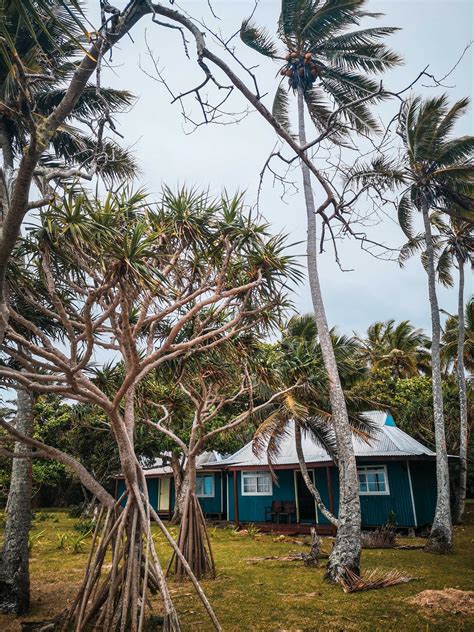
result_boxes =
[339,567,415,593]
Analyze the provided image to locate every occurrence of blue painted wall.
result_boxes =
[197,473,223,515]
[118,472,224,515]
[117,459,436,528]
[227,470,295,522]
[410,461,437,526]
[226,460,435,527]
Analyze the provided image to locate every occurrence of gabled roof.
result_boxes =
[216,411,435,468]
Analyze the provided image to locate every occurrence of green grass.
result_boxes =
[1,504,473,631]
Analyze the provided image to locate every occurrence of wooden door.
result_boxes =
[158,477,170,512]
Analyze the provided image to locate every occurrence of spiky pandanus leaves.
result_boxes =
[241,0,401,137]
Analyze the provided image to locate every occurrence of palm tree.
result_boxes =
[0,0,137,200]
[355,319,431,378]
[348,94,474,552]
[442,296,474,523]
[254,314,377,527]
[400,215,473,524]
[240,0,400,580]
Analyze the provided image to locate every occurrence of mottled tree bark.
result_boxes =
[297,88,361,580]
[294,424,338,526]
[171,454,185,524]
[421,201,453,553]
[454,257,468,524]
[0,387,34,614]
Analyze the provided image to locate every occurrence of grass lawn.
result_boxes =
[1,502,473,631]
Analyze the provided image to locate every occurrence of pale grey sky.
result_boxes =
[90,0,473,337]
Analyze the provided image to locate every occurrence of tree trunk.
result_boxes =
[294,423,338,526]
[454,257,468,524]
[297,88,361,581]
[0,386,34,614]
[421,201,453,553]
[171,455,215,580]
[170,454,185,524]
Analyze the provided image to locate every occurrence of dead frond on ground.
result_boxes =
[339,567,414,593]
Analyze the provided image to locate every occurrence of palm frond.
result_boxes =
[240,19,279,57]
[272,84,293,134]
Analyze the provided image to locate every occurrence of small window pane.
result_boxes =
[196,477,204,495]
[358,467,387,494]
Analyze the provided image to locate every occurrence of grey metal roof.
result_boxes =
[217,411,435,468]
[143,450,226,477]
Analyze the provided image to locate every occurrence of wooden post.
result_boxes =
[233,470,239,527]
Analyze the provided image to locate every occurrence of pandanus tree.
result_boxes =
[348,94,474,552]
[354,319,431,378]
[150,336,298,580]
[401,216,473,523]
[0,186,298,630]
[240,0,401,580]
[253,314,377,527]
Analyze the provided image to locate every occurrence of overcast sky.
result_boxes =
[90,0,473,337]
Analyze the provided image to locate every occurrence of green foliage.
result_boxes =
[241,0,401,136]
[56,531,69,550]
[28,529,45,552]
[73,518,95,536]
[0,0,137,184]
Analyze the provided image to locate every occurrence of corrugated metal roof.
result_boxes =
[143,450,226,477]
[218,411,435,467]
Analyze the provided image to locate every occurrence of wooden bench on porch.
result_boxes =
[265,500,297,524]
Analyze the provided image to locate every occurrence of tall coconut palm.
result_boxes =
[442,295,474,523]
[354,319,431,378]
[348,94,474,552]
[240,0,401,580]
[403,217,473,523]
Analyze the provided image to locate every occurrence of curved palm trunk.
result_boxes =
[421,202,453,553]
[294,424,338,526]
[0,387,34,614]
[297,88,361,580]
[454,257,468,524]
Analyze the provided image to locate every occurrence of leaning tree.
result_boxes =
[348,94,474,553]
[0,186,298,631]
[239,0,401,580]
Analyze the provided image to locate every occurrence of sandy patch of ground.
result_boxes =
[407,588,474,616]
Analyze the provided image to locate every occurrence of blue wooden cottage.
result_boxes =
[117,412,437,532]
[218,411,437,532]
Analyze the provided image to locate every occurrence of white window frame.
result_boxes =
[357,465,390,496]
[241,471,273,496]
[196,473,215,498]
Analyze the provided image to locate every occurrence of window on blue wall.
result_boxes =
[196,474,214,497]
[241,471,272,496]
[357,466,389,495]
